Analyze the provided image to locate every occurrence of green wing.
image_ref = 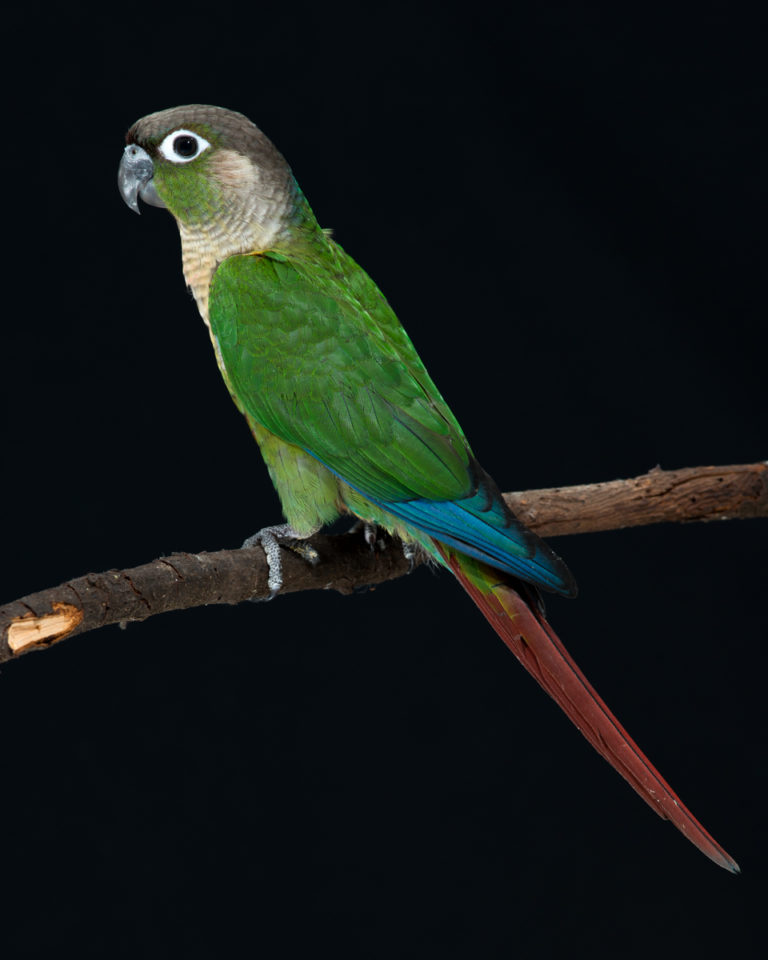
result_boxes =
[208,244,474,503]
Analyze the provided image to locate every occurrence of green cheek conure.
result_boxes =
[119,104,737,872]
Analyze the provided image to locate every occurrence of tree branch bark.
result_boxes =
[2,462,765,663]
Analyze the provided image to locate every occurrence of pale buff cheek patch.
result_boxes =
[211,149,258,189]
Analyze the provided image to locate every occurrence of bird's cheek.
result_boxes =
[152,169,221,222]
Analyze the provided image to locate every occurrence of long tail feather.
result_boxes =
[440,545,739,873]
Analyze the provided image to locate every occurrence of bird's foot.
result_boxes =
[402,541,417,574]
[348,521,418,571]
[347,519,381,551]
[242,523,319,600]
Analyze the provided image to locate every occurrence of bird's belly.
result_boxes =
[247,418,343,535]
[246,418,436,558]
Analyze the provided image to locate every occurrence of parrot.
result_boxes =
[118,104,738,872]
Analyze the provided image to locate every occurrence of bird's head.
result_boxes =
[118,104,299,242]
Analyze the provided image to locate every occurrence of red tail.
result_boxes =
[442,548,739,873]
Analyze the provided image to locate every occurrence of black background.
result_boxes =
[2,4,766,957]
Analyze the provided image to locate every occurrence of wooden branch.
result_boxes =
[503,462,768,535]
[1,462,765,663]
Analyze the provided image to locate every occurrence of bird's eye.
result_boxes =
[173,135,197,157]
[157,129,212,164]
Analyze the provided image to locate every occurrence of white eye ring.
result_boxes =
[157,129,211,164]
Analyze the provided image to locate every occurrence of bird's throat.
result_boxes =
[178,215,280,327]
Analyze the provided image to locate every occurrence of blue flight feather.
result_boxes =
[378,494,575,596]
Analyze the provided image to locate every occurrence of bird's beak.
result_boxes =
[118,144,166,214]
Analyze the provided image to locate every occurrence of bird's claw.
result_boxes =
[242,523,317,600]
[402,541,417,574]
[348,519,381,552]
[349,520,418,571]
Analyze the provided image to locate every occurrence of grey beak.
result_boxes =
[118,144,166,213]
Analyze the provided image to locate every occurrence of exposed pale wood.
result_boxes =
[7,603,84,653]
